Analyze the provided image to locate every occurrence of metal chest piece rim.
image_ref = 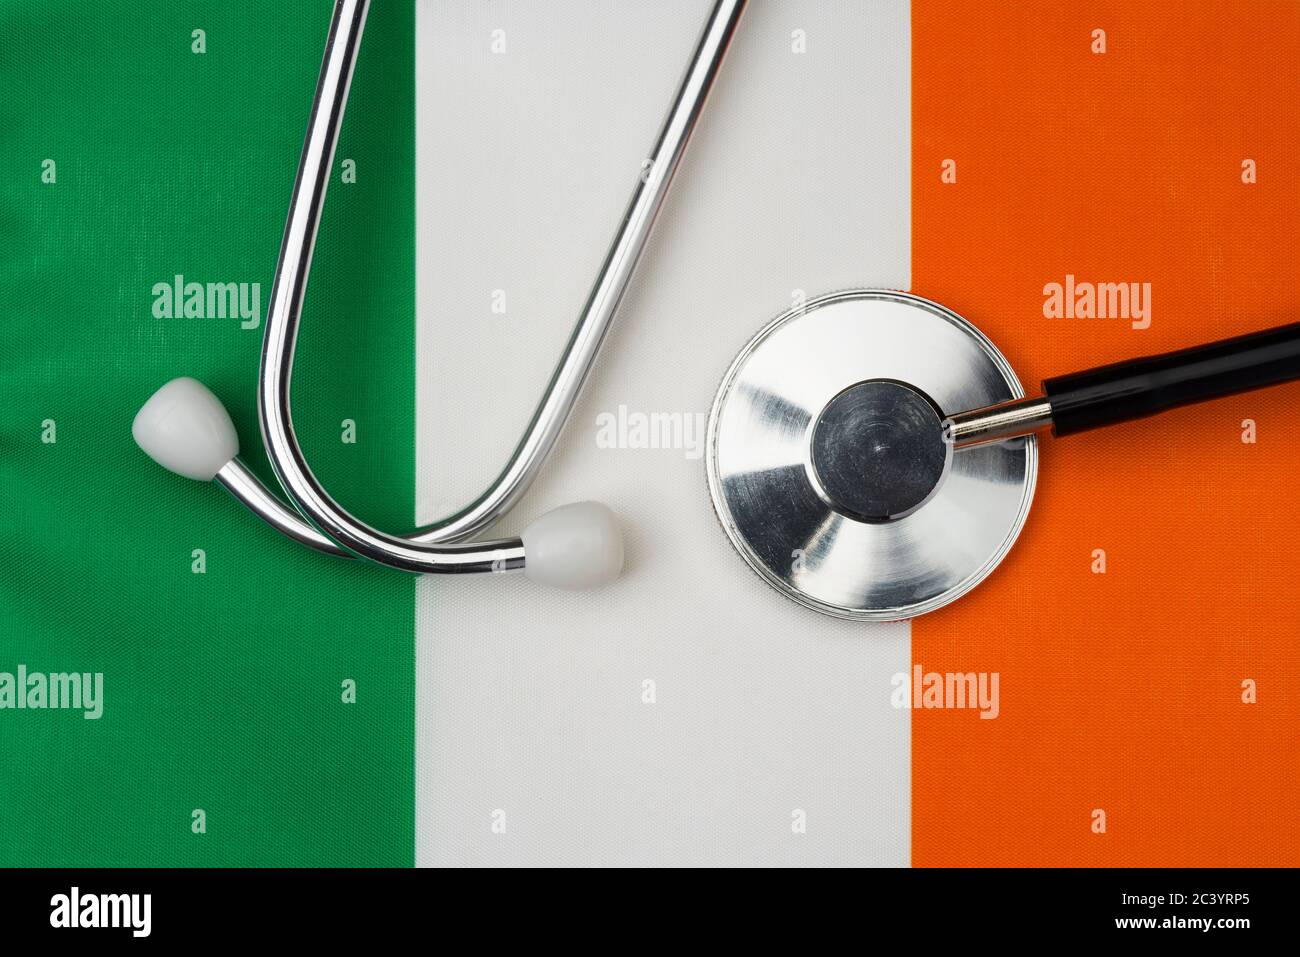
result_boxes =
[705,289,1038,621]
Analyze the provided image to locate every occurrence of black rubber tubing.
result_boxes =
[1042,321,1300,437]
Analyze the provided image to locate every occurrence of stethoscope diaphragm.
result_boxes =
[706,290,1037,620]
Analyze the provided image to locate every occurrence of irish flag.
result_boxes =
[2,0,1296,867]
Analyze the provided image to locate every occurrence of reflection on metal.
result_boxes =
[706,290,1037,620]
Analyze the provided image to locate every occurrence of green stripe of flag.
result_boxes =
[0,0,415,866]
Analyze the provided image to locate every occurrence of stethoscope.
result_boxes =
[132,0,1300,618]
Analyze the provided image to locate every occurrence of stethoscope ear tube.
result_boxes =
[1042,321,1300,436]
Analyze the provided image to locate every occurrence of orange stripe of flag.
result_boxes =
[911,0,1300,866]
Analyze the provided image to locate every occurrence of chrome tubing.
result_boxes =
[244,0,745,572]
[944,396,1054,449]
[216,459,350,558]
[411,0,747,545]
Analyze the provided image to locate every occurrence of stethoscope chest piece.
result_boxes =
[706,290,1037,620]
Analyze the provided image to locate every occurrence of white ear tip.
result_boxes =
[132,377,239,481]
[521,501,623,589]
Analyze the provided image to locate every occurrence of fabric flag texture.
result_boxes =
[0,0,416,866]
[1,0,1296,867]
